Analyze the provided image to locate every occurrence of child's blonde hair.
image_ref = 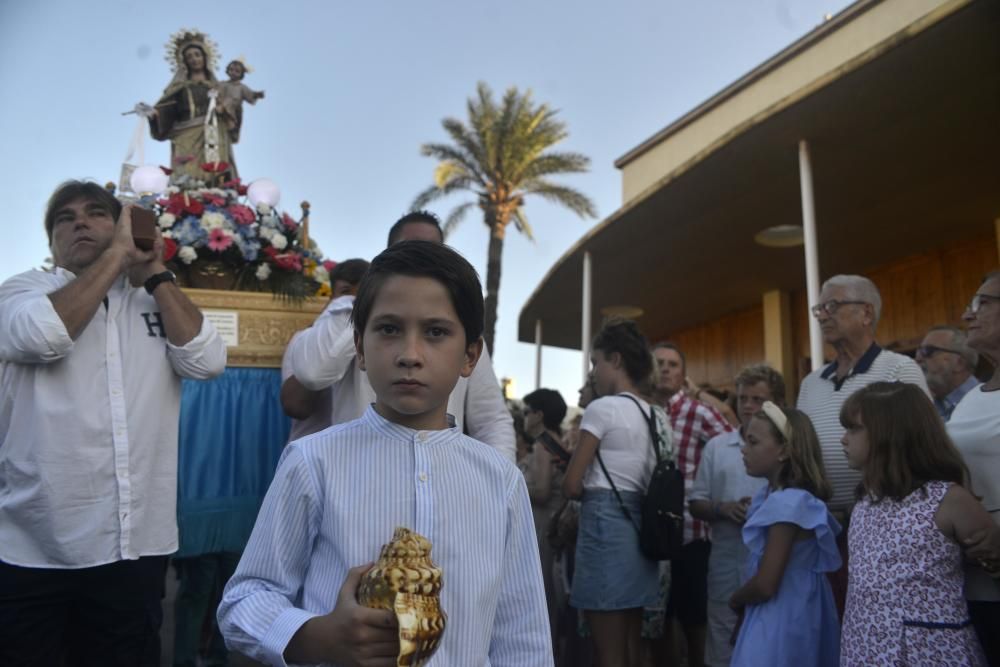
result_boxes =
[754,406,832,501]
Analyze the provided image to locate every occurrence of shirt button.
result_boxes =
[418,472,428,482]
[417,432,428,442]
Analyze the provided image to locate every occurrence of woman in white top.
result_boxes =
[564,318,661,667]
[948,270,1000,665]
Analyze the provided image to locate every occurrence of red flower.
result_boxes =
[228,204,256,225]
[163,237,177,262]
[281,213,298,231]
[202,193,226,206]
[263,247,303,272]
[200,161,231,174]
[323,260,336,272]
[159,166,173,175]
[221,178,248,195]
[160,193,203,217]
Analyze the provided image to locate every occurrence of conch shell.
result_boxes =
[357,527,446,666]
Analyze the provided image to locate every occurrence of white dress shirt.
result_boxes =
[0,268,226,568]
[218,407,552,666]
[285,295,516,461]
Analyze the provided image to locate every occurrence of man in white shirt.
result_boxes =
[282,211,515,460]
[0,181,227,665]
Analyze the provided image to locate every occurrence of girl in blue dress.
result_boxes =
[729,402,841,667]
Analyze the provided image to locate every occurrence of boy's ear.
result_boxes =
[460,336,484,379]
[354,330,366,371]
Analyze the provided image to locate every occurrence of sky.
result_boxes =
[0,0,852,404]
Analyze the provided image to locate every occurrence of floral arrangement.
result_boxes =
[142,175,334,300]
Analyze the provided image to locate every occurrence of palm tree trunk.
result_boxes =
[483,220,504,357]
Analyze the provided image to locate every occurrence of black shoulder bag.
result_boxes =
[595,394,685,561]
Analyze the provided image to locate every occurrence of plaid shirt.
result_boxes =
[667,393,734,544]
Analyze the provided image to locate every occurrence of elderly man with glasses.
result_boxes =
[796,274,929,612]
[916,325,980,421]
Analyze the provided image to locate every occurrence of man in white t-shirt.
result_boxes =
[283,211,515,460]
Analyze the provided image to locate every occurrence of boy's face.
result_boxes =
[226,62,245,80]
[355,275,482,431]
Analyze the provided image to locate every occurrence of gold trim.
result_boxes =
[183,288,327,368]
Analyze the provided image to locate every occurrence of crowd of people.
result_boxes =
[0,179,998,666]
[516,273,1000,667]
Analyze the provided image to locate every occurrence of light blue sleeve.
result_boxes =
[488,472,554,666]
[741,488,841,572]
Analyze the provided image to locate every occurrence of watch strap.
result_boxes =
[144,270,177,295]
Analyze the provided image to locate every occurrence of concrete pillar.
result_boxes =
[799,140,824,371]
[763,290,795,389]
[534,319,543,390]
[582,252,592,384]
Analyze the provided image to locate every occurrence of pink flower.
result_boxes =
[323,260,336,272]
[282,213,298,231]
[207,228,234,252]
[228,204,256,225]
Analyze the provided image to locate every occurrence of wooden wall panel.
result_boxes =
[657,306,764,390]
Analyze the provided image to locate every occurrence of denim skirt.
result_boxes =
[570,488,660,610]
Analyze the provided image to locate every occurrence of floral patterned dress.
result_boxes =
[841,481,987,666]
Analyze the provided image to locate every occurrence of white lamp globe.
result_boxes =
[130,165,169,195]
[247,179,281,208]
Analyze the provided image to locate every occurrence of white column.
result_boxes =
[581,251,593,384]
[798,140,823,370]
[534,319,543,390]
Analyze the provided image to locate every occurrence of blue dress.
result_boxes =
[731,487,842,667]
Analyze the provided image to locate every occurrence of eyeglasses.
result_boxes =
[915,345,961,359]
[810,300,868,318]
[967,293,1000,315]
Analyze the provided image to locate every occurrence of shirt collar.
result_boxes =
[944,375,980,408]
[361,405,460,445]
[820,342,882,390]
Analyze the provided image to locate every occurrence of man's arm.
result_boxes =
[463,346,516,461]
[48,205,156,340]
[489,473,553,665]
[287,298,357,391]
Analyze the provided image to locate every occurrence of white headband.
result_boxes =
[760,401,793,442]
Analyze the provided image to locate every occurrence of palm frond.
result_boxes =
[520,181,597,219]
[421,140,486,185]
[517,151,590,181]
[442,201,476,239]
[511,207,535,242]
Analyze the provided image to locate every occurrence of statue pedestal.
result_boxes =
[183,288,327,368]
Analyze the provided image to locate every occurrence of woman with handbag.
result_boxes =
[564,318,660,667]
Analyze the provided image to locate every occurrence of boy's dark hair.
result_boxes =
[352,240,483,344]
[387,210,444,247]
[329,258,369,286]
[44,180,122,243]
[227,60,247,76]
[592,318,653,386]
[840,381,969,502]
[522,388,568,435]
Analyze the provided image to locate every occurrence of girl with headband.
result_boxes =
[729,402,841,666]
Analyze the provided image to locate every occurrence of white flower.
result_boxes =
[165,186,180,195]
[178,246,198,264]
[313,265,330,286]
[200,211,227,231]
[157,213,176,229]
[162,230,174,239]
[256,202,271,215]
[270,233,288,250]
[257,226,273,242]
[255,263,271,281]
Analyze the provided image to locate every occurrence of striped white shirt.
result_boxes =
[218,407,552,666]
[796,344,929,511]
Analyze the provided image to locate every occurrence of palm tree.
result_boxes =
[413,82,597,356]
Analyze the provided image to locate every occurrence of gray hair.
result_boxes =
[927,325,979,370]
[822,274,882,328]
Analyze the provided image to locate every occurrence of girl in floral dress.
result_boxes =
[840,382,997,666]
[730,402,841,667]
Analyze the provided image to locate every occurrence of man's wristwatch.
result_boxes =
[144,270,177,295]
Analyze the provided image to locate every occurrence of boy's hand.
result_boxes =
[286,564,400,666]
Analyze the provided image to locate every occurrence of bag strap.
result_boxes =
[595,449,640,531]
[618,393,662,464]
[529,431,572,465]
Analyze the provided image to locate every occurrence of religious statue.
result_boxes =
[141,30,262,184]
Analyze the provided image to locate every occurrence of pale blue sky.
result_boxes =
[0,0,851,403]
